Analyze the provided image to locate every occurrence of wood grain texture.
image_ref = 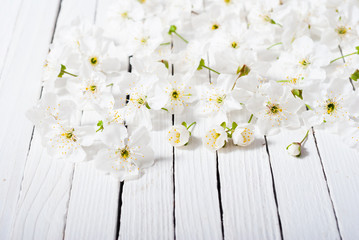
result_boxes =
[119,110,174,240]
[315,129,359,240]
[11,134,75,239]
[6,0,98,239]
[218,138,281,240]
[174,108,223,240]
[0,0,61,238]
[62,1,125,239]
[0,0,23,76]
[266,130,341,240]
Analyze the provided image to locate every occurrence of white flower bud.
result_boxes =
[203,126,228,151]
[167,125,190,147]
[232,124,255,147]
[286,142,301,157]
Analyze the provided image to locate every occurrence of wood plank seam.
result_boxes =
[115,56,132,240]
[61,1,99,237]
[308,44,350,240]
[264,136,284,240]
[207,54,225,240]
[311,128,343,240]
[10,0,63,236]
[215,151,225,240]
[115,181,124,240]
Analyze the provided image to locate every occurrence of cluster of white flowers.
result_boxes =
[28,0,359,180]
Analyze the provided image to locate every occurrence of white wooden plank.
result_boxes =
[0,0,61,239]
[6,0,98,239]
[175,111,223,240]
[62,1,125,239]
[266,130,341,240]
[119,110,174,240]
[218,138,281,240]
[11,134,75,240]
[0,0,23,75]
[315,129,359,240]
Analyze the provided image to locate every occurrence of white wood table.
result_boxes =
[1,0,359,239]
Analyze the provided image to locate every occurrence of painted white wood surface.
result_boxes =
[218,139,281,240]
[1,1,359,240]
[119,110,174,240]
[266,130,341,240]
[175,112,223,240]
[0,0,23,76]
[9,0,97,239]
[315,130,359,240]
[0,0,61,239]
[62,1,125,239]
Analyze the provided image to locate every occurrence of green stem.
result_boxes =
[267,42,283,50]
[63,70,78,77]
[174,31,188,44]
[276,79,289,83]
[203,65,220,75]
[330,52,357,64]
[300,130,310,144]
[248,114,253,123]
[187,121,196,130]
[160,42,171,46]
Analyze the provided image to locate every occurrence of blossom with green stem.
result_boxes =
[286,130,310,157]
[58,64,78,78]
[330,46,359,63]
[168,25,188,44]
[197,58,221,75]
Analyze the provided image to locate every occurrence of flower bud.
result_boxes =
[167,125,190,147]
[203,126,228,151]
[232,124,255,147]
[286,142,301,157]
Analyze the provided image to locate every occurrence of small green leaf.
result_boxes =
[291,89,303,100]
[145,102,151,109]
[220,122,226,129]
[181,122,187,128]
[270,19,276,24]
[96,120,104,132]
[197,58,205,70]
[159,60,169,69]
[237,64,251,77]
[168,25,177,35]
[161,108,168,112]
[232,122,238,130]
[356,46,359,54]
[350,69,359,81]
[58,64,66,78]
[106,83,114,87]
[305,104,313,110]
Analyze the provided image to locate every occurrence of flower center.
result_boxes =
[212,24,219,30]
[326,100,337,114]
[90,57,98,66]
[171,90,180,100]
[224,0,231,3]
[336,26,347,35]
[140,37,148,45]
[267,103,282,114]
[299,59,310,67]
[216,95,225,104]
[90,85,97,92]
[121,12,128,18]
[137,98,145,105]
[63,128,76,142]
[231,41,238,49]
[119,147,130,159]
